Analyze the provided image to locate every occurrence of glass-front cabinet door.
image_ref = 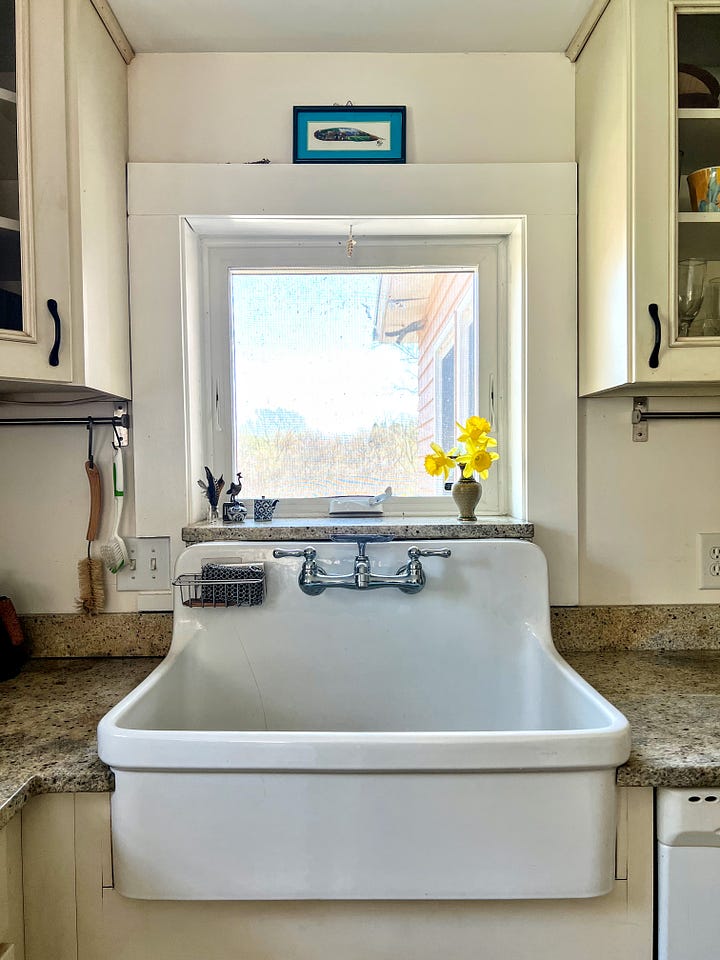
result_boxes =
[676,12,720,341]
[578,0,720,393]
[0,0,24,337]
[629,0,720,385]
[0,0,72,385]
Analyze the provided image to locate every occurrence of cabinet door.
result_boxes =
[634,0,720,384]
[0,817,24,960]
[578,0,720,393]
[0,0,73,384]
[629,0,675,384]
[69,0,130,398]
[665,5,720,380]
[577,0,633,395]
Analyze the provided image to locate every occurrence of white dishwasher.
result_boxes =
[657,787,720,960]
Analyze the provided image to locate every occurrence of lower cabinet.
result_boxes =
[0,815,24,960]
[18,788,654,960]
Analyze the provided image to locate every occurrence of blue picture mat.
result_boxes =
[294,109,404,162]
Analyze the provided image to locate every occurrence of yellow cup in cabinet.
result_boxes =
[687,167,720,212]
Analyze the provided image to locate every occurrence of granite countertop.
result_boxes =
[182,515,534,544]
[0,657,159,829]
[566,650,720,787]
[1,649,720,830]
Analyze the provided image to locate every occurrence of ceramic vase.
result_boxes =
[451,473,481,522]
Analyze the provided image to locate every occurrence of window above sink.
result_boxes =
[127,162,578,605]
[203,220,503,516]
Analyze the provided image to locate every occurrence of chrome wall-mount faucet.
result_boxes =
[272,536,451,596]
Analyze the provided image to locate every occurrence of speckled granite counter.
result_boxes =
[2,650,720,831]
[566,650,720,787]
[182,516,534,544]
[0,658,159,829]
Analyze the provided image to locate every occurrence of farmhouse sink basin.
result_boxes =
[98,539,630,901]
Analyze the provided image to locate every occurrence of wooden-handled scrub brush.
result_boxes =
[77,421,105,615]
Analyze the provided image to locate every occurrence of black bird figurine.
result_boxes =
[226,472,243,503]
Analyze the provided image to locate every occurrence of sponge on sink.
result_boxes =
[200,562,265,606]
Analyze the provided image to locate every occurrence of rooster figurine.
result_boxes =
[222,471,246,523]
[226,472,243,503]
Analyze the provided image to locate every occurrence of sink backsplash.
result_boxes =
[19,613,173,658]
[551,606,720,653]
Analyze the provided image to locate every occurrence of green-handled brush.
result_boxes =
[101,444,129,574]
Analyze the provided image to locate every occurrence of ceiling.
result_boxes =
[109,0,596,54]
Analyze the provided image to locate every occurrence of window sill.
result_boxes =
[182,515,533,545]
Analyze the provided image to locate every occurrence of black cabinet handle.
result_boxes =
[648,303,661,368]
[47,299,61,367]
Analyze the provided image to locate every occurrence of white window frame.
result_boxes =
[456,291,477,426]
[204,233,503,516]
[434,332,457,452]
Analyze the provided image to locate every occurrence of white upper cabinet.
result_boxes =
[577,0,720,395]
[0,0,130,398]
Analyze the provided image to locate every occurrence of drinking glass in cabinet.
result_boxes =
[678,258,707,337]
[689,277,720,338]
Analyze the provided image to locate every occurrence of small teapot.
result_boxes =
[254,496,279,522]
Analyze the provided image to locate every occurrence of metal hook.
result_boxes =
[86,417,95,466]
[111,419,122,450]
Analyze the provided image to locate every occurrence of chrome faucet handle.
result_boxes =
[407,547,452,560]
[272,547,317,560]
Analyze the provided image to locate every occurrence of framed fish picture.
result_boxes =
[293,105,406,163]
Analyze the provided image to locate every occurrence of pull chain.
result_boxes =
[346,224,357,259]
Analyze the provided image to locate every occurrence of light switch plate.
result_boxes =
[116,537,172,592]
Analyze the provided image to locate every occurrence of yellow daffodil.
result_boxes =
[456,443,500,480]
[424,415,498,484]
[456,416,493,446]
[424,443,458,480]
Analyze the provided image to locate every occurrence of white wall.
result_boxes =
[125,52,720,606]
[1,50,710,611]
[0,51,575,614]
[579,396,720,604]
[0,399,136,613]
[128,53,575,163]
[128,163,577,606]
[3,50,712,610]
[127,52,580,608]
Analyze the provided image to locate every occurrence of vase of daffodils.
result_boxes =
[424,416,499,522]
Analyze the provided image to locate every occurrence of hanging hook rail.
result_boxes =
[0,402,129,446]
[632,397,720,442]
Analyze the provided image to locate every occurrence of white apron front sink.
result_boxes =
[98,539,630,900]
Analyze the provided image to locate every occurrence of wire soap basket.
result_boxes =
[172,562,266,608]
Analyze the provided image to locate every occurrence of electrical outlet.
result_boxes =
[116,537,171,592]
[697,534,720,589]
